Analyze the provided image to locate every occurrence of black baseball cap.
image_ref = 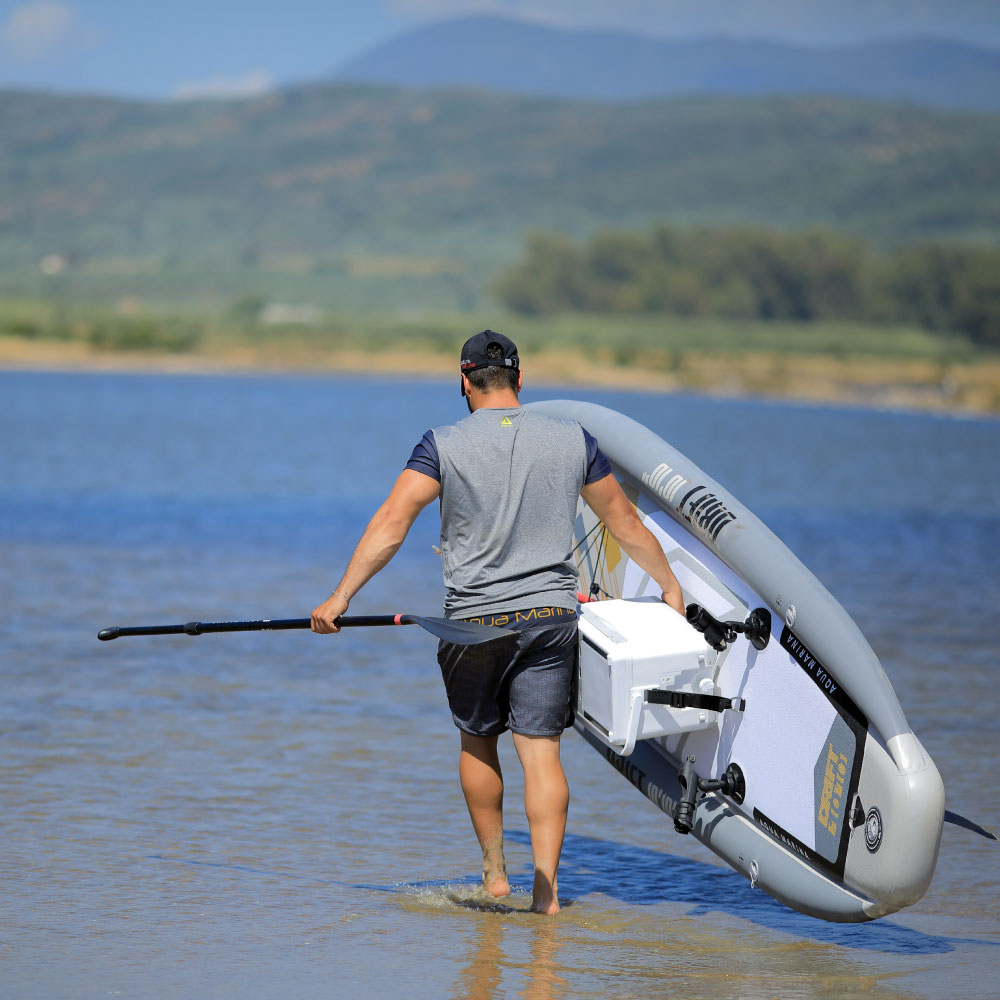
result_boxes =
[460,330,519,375]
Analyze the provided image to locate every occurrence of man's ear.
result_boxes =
[516,370,523,392]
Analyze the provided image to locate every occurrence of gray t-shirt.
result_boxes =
[406,407,611,618]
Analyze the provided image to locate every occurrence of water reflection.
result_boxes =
[444,901,568,1000]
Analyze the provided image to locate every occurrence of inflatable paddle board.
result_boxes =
[529,400,944,922]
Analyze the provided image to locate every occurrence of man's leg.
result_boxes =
[512,732,568,915]
[459,731,510,898]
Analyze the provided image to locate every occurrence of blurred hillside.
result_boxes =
[337,15,1000,110]
[1,84,998,311]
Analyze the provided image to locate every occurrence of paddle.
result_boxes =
[97,614,510,646]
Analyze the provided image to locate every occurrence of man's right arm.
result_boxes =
[311,469,440,633]
[580,473,685,616]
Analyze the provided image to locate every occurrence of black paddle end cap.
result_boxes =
[97,627,119,641]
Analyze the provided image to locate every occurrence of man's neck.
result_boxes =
[469,390,520,411]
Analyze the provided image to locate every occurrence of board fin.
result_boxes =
[944,809,998,841]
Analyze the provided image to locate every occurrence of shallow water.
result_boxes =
[2,371,998,999]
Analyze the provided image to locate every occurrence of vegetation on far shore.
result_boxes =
[3,297,998,414]
[495,226,1000,348]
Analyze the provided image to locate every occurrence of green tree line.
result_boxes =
[493,227,1000,347]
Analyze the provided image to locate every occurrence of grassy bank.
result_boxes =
[1,301,997,414]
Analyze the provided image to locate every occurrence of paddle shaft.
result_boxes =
[99,617,366,639]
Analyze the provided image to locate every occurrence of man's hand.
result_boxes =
[660,585,685,617]
[311,592,350,634]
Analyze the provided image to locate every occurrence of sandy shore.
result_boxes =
[1,336,997,416]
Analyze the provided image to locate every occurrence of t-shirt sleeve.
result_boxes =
[405,429,441,481]
[582,427,613,484]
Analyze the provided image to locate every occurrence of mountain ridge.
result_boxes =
[335,15,1000,111]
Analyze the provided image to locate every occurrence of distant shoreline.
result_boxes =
[2,336,996,417]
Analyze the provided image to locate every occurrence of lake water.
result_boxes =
[2,370,998,999]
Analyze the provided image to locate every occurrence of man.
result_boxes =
[312,331,684,915]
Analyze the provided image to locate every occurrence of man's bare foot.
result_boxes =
[530,871,560,914]
[483,848,510,899]
[531,896,560,915]
[483,862,510,898]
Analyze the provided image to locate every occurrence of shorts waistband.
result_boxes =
[458,606,577,628]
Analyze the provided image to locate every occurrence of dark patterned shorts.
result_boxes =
[436,607,578,738]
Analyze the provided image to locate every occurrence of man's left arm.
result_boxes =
[581,472,685,616]
[311,469,441,633]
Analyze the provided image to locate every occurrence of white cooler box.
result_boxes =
[577,598,716,755]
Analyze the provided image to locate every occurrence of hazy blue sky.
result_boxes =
[2,0,998,99]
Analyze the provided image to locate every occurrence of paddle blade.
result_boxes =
[401,615,512,646]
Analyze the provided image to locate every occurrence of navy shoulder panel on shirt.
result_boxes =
[405,429,441,481]
[582,427,613,485]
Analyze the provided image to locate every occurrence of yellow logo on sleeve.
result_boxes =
[500,416,513,427]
